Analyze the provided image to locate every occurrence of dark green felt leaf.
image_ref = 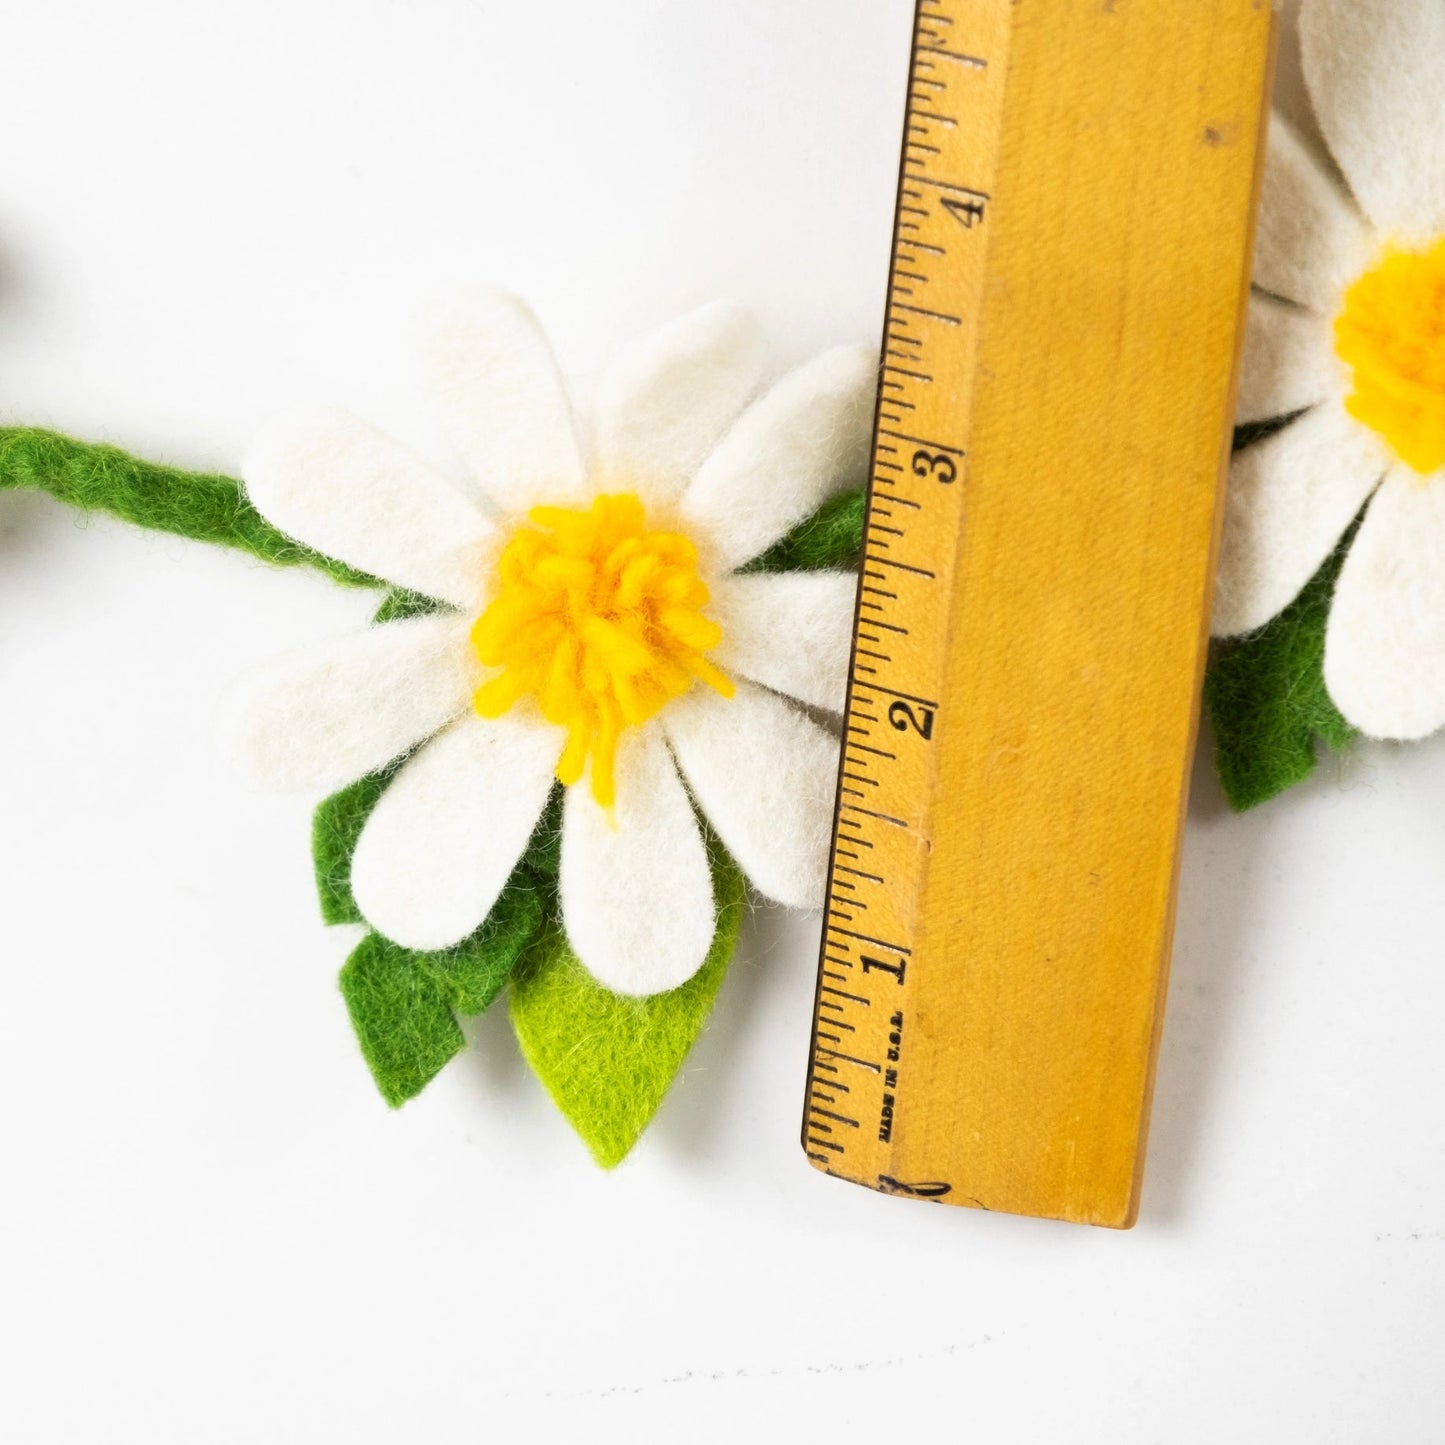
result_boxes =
[420,878,549,1016]
[509,841,747,1168]
[1205,531,1358,812]
[341,880,549,1106]
[340,935,466,1107]
[0,426,376,587]
[743,488,866,573]
[313,764,406,925]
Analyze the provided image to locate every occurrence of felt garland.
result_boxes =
[9,176,1442,1166]
[0,418,1363,819]
[1,358,870,1160]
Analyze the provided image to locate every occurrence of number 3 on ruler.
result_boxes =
[889,700,935,740]
[911,448,957,484]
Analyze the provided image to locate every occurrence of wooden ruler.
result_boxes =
[803,0,1277,1229]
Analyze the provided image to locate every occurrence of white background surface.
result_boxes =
[2,3,1442,1440]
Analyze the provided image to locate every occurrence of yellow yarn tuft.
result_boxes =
[1335,239,1445,476]
[471,493,733,807]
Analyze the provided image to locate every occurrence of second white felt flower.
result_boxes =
[1215,0,1445,740]
[221,294,874,995]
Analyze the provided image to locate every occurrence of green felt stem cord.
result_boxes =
[509,838,747,1168]
[1205,532,1358,812]
[0,427,374,587]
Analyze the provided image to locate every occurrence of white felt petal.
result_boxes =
[679,346,877,572]
[244,408,494,609]
[219,614,477,792]
[1213,402,1389,638]
[710,571,858,714]
[351,710,561,952]
[593,301,765,509]
[664,680,836,909]
[1301,0,1445,242]
[424,290,586,517]
[559,727,715,996]
[1236,293,1342,426]
[1325,471,1445,740]
[1253,113,1372,314]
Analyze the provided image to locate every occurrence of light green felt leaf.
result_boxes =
[1205,529,1358,812]
[509,841,747,1168]
[0,426,377,587]
[743,488,866,573]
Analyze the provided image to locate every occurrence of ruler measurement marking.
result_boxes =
[865,557,936,578]
[852,681,940,709]
[827,926,912,956]
[903,172,991,202]
[815,1049,883,1076]
[916,46,987,67]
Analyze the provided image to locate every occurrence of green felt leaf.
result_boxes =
[0,426,376,587]
[509,840,747,1168]
[312,764,406,926]
[1205,530,1358,812]
[744,488,867,573]
[340,936,466,1107]
[341,878,550,1106]
[373,588,444,624]
[422,878,550,1016]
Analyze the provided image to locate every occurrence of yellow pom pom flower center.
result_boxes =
[1335,238,1445,475]
[470,493,733,807]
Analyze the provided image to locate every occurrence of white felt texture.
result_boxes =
[1301,0,1445,243]
[664,680,835,910]
[1213,401,1389,638]
[350,710,561,952]
[1325,470,1445,740]
[425,289,587,518]
[559,726,715,996]
[679,345,877,572]
[244,408,495,610]
[592,301,764,510]
[1253,113,1372,314]
[218,614,477,793]
[710,571,857,714]
[1236,293,1341,427]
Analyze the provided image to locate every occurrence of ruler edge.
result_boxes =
[1116,10,1283,1233]
[799,0,947,1194]
[801,0,1282,1230]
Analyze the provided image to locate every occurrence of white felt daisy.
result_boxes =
[1214,0,1445,739]
[221,294,874,995]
